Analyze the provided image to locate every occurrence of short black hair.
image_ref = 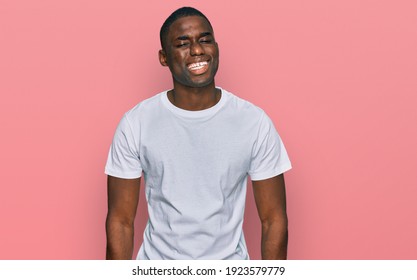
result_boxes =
[160,7,213,50]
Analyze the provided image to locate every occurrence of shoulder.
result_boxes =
[111,91,166,135]
[121,91,166,127]
[125,92,163,118]
[221,87,266,123]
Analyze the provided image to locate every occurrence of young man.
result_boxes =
[105,7,291,260]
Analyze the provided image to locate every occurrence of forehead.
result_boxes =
[167,15,213,39]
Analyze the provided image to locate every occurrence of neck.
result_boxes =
[168,82,221,111]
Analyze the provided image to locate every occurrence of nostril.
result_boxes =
[190,43,204,55]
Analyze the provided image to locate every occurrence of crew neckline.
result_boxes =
[160,87,228,119]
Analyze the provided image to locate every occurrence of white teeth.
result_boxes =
[188,61,208,70]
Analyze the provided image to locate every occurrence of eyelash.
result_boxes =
[176,39,212,48]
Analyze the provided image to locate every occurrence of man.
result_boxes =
[105,7,291,260]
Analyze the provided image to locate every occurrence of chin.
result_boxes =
[191,75,216,87]
[190,81,215,88]
[180,78,215,89]
[174,72,216,89]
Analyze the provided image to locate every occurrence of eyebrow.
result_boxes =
[200,32,212,37]
[176,35,189,41]
[175,32,213,41]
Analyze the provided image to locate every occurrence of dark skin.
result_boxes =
[106,177,140,259]
[159,16,220,111]
[253,175,288,259]
[106,15,288,260]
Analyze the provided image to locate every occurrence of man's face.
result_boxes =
[159,15,219,89]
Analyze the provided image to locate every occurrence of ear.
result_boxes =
[158,49,168,67]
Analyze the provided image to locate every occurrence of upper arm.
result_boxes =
[107,175,141,225]
[105,114,142,179]
[252,174,287,224]
[248,112,291,181]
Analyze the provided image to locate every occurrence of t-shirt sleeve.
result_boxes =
[248,112,292,181]
[104,114,142,179]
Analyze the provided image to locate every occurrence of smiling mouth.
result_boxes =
[187,61,209,71]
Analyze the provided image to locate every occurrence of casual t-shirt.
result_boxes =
[105,87,292,259]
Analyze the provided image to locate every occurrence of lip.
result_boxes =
[187,59,210,75]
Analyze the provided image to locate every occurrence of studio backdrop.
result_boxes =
[1,0,416,259]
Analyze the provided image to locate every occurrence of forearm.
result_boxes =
[261,217,288,260]
[106,216,134,260]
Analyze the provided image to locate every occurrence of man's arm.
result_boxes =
[106,175,140,260]
[252,174,288,260]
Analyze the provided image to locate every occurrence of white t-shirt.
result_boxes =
[105,87,292,259]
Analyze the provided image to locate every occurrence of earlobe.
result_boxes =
[159,49,168,67]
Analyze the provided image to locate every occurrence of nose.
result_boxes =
[190,41,204,56]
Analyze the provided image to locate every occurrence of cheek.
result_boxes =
[167,50,185,64]
[168,59,185,74]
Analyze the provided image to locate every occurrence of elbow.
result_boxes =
[261,212,288,232]
[106,212,135,231]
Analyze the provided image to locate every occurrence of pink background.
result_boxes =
[1,0,416,259]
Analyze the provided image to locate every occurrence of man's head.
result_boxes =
[159,7,213,51]
[158,7,219,89]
